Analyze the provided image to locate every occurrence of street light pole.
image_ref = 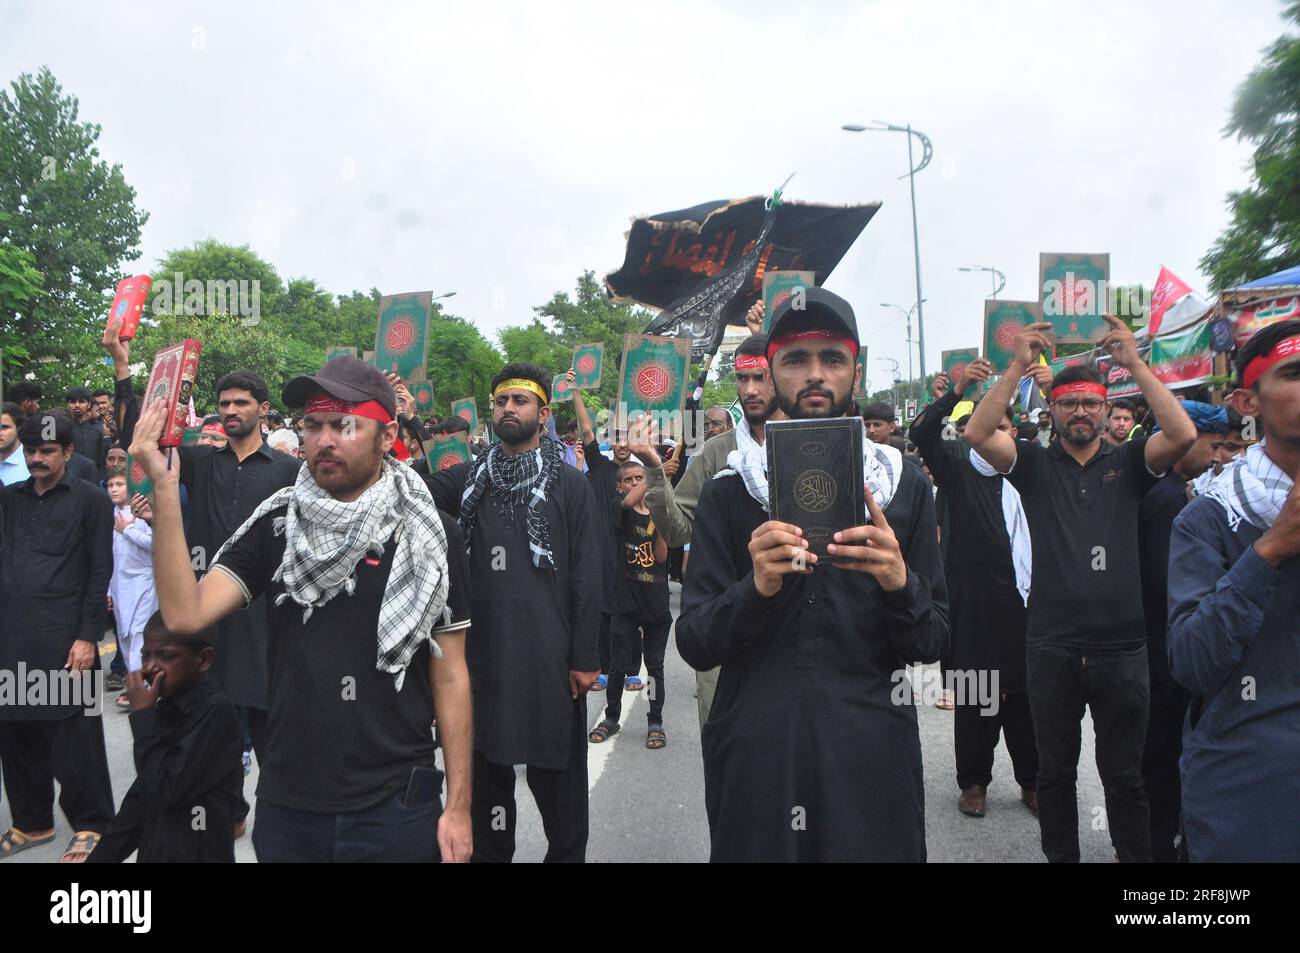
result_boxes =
[958,266,1005,298]
[880,300,926,401]
[843,122,932,381]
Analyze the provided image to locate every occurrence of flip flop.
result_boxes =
[625,677,644,692]
[646,725,667,750]
[588,719,620,744]
[59,830,101,863]
[0,827,56,859]
[590,675,607,692]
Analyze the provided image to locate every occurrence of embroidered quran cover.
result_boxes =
[941,347,979,385]
[616,333,691,438]
[409,382,435,413]
[126,454,153,499]
[374,291,433,380]
[1039,253,1110,345]
[106,275,152,341]
[765,418,864,560]
[983,300,1040,369]
[428,432,472,471]
[571,342,605,390]
[326,346,359,363]
[142,339,202,448]
[761,270,816,333]
[450,397,478,432]
[550,373,575,403]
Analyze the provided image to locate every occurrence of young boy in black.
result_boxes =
[589,461,672,749]
[89,611,243,863]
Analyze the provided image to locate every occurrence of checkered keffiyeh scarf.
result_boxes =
[715,418,904,515]
[213,457,451,691]
[1202,441,1293,532]
[459,437,563,569]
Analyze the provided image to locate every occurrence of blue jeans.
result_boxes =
[252,773,443,862]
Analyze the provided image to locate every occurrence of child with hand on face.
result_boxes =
[106,469,157,710]
[88,611,243,863]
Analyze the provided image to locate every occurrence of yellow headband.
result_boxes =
[492,378,549,403]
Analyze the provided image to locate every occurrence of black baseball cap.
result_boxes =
[766,287,860,361]
[282,356,397,419]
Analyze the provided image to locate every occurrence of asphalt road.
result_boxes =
[2,584,1116,863]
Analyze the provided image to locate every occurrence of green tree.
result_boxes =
[0,67,148,393]
[0,231,43,391]
[425,315,502,415]
[130,312,316,415]
[525,270,655,403]
[1201,2,1300,290]
[149,239,285,323]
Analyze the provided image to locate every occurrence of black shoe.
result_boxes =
[105,673,126,691]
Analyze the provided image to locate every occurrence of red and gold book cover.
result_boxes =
[107,275,152,340]
[143,339,202,447]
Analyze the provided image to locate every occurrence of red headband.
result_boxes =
[1242,335,1300,389]
[735,354,769,371]
[767,329,859,362]
[200,422,225,435]
[1051,381,1107,401]
[303,394,393,423]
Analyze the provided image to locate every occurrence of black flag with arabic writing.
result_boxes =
[605,196,880,360]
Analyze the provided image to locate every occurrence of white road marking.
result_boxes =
[586,662,647,790]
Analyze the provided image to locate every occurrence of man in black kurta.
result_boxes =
[426,363,600,863]
[676,290,949,862]
[0,411,116,860]
[909,360,1038,819]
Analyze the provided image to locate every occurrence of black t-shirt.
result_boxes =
[612,501,671,623]
[212,505,471,812]
[1005,436,1159,649]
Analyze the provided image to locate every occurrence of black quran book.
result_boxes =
[765,418,865,560]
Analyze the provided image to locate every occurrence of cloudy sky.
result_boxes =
[3,0,1290,391]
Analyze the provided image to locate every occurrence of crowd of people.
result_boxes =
[0,291,1296,864]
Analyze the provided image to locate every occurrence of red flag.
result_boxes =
[1148,266,1194,338]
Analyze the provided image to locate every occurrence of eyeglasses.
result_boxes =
[1054,397,1105,413]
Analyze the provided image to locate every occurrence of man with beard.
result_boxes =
[66,387,110,480]
[426,363,600,863]
[676,289,949,861]
[1166,320,1300,861]
[965,315,1194,863]
[910,356,1045,819]
[0,411,116,862]
[1104,398,1137,446]
[1137,400,1226,862]
[128,357,473,861]
[92,389,116,440]
[107,327,299,832]
[637,332,783,727]
[0,403,29,486]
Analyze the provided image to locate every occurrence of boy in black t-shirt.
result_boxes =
[589,461,671,749]
[89,611,242,863]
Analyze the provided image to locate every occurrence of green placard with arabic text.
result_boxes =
[374,291,433,380]
[616,333,691,437]
[1039,253,1109,344]
[571,342,604,390]
[984,300,1040,370]
[450,397,478,432]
